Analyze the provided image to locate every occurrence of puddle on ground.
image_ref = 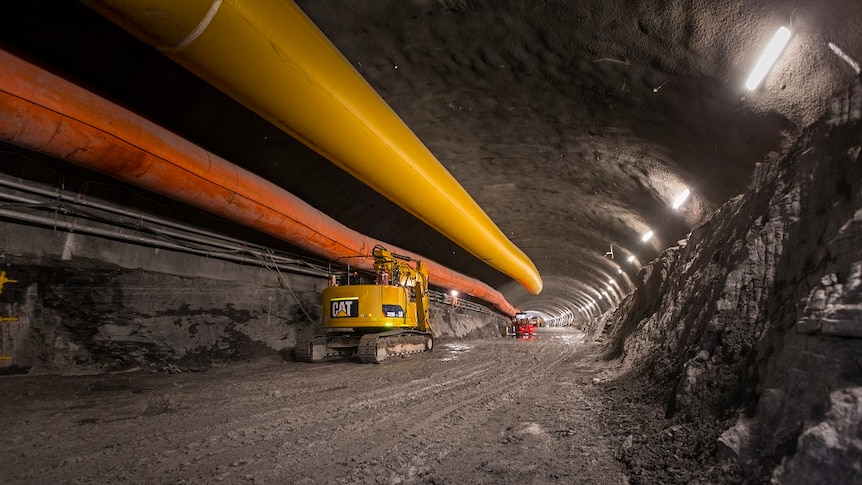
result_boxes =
[440,342,474,361]
[546,330,586,344]
[530,327,586,344]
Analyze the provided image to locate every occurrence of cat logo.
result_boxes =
[331,297,359,318]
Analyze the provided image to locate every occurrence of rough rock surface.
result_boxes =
[0,260,317,375]
[0,255,502,375]
[432,305,506,340]
[595,79,862,483]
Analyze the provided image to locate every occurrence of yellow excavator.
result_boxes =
[295,245,434,363]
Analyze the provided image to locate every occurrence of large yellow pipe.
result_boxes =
[80,0,543,295]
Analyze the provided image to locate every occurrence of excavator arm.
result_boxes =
[413,260,431,333]
[372,245,432,333]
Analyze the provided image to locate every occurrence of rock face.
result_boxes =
[598,79,862,483]
[0,252,502,375]
[432,305,506,340]
[0,260,321,374]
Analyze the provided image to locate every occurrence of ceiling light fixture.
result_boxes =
[745,26,792,90]
[627,255,636,263]
[641,230,654,242]
[672,188,691,209]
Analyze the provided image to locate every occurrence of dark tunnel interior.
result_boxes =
[1,2,861,483]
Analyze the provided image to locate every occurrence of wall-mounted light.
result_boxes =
[745,26,792,90]
[672,188,691,209]
[627,255,636,263]
[617,269,623,274]
[641,230,654,242]
[450,290,459,297]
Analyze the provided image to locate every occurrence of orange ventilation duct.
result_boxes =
[0,48,518,316]
[80,0,543,295]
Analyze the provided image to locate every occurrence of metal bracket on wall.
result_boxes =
[0,271,18,362]
[0,271,17,295]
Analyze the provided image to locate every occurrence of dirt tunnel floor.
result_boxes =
[0,328,724,484]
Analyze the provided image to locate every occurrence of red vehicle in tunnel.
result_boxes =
[514,313,536,337]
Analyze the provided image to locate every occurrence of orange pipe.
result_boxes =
[0,48,518,317]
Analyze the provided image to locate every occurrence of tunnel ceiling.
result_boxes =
[1,0,860,321]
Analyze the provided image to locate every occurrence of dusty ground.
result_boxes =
[0,328,727,484]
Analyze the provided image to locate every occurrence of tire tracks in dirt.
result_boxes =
[2,329,612,484]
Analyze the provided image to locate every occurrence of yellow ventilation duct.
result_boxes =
[81,0,543,295]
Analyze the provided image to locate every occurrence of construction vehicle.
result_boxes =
[295,245,434,363]
[514,312,536,337]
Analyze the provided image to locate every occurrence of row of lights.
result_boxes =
[576,186,692,316]
[624,187,690,264]
[578,26,795,320]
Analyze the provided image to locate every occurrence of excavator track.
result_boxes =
[357,330,434,364]
[295,330,433,363]
[295,334,362,363]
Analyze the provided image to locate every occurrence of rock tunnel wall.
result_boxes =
[0,221,503,375]
[591,79,862,483]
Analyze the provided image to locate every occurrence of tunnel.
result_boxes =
[0,1,861,483]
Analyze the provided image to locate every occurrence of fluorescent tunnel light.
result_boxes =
[641,230,654,242]
[672,188,691,209]
[745,26,792,90]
